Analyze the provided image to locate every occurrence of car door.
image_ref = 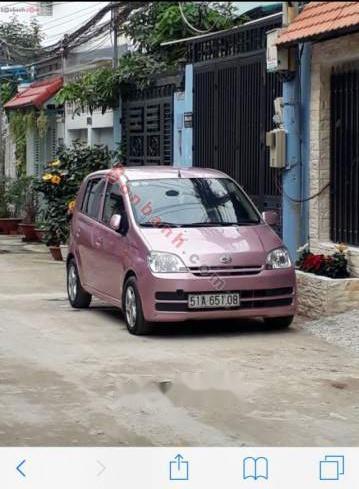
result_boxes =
[91,180,129,300]
[76,176,106,288]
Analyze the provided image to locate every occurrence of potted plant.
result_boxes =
[45,226,63,261]
[0,178,23,234]
[296,244,359,318]
[34,221,47,242]
[17,178,39,241]
[34,144,112,261]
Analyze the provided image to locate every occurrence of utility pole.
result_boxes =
[111,1,121,158]
[281,1,310,260]
[0,43,4,178]
[112,1,119,70]
[60,35,68,77]
[0,67,6,180]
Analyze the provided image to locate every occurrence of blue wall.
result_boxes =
[300,43,311,247]
[282,43,311,260]
[173,64,193,167]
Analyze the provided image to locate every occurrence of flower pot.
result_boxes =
[296,270,359,319]
[34,228,46,242]
[0,218,23,235]
[60,244,68,260]
[18,223,39,242]
[49,245,63,261]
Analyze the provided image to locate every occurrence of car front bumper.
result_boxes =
[137,268,296,323]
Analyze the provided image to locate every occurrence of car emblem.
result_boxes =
[220,255,232,264]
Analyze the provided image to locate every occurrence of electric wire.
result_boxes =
[40,3,104,31]
[178,2,213,35]
[275,171,330,204]
[3,2,113,58]
[2,2,145,66]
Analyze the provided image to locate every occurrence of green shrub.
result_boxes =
[34,142,114,245]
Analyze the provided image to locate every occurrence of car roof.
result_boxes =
[89,166,229,181]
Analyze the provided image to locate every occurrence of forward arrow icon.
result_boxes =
[97,460,106,477]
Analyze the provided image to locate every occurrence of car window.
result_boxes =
[82,178,105,219]
[102,182,125,225]
[127,178,260,226]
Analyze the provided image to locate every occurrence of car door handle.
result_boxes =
[95,237,103,247]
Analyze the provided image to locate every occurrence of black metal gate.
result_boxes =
[191,17,282,213]
[122,86,174,166]
[330,67,359,246]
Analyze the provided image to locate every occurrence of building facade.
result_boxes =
[278,1,359,274]
[3,1,128,177]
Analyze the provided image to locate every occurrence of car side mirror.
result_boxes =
[110,214,122,231]
[262,210,278,226]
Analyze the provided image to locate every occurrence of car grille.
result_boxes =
[155,287,294,312]
[188,265,262,277]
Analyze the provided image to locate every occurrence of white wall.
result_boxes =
[92,127,113,148]
[3,115,16,178]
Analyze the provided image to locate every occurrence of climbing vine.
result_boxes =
[0,81,18,106]
[57,2,243,114]
[8,109,48,176]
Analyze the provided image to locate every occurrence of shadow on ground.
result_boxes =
[87,304,296,338]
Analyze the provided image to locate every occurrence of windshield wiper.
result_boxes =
[180,222,239,227]
[236,219,260,225]
[140,220,259,228]
[181,220,260,227]
[139,221,181,228]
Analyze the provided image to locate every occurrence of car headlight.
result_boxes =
[148,252,188,273]
[266,247,292,269]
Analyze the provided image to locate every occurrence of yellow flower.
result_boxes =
[68,200,76,211]
[42,173,53,182]
[50,159,61,167]
[51,175,61,185]
[335,243,348,254]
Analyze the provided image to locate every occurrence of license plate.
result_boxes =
[188,293,241,309]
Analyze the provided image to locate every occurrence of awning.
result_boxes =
[277,2,359,46]
[4,76,63,110]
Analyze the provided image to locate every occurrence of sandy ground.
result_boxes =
[0,236,358,446]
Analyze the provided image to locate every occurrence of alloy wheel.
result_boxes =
[68,264,77,302]
[125,285,137,329]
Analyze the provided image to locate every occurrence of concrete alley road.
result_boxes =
[0,246,359,446]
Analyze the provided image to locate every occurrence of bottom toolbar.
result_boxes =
[0,447,357,488]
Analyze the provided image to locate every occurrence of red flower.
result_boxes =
[302,253,325,272]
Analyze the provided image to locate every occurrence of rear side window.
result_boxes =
[82,178,105,219]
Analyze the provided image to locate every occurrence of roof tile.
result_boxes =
[277,2,359,45]
[4,76,63,110]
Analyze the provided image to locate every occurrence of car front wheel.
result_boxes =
[67,258,92,309]
[123,277,151,335]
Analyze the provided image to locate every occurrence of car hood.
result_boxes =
[139,224,283,268]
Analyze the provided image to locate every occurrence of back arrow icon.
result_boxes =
[16,460,26,477]
[97,460,106,477]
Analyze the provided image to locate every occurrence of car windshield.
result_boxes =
[127,178,260,227]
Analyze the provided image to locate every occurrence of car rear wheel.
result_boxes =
[67,258,92,308]
[123,277,151,335]
[264,315,294,329]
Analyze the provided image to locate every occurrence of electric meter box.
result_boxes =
[266,29,289,72]
[266,128,286,168]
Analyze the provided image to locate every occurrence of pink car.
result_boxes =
[67,166,296,335]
